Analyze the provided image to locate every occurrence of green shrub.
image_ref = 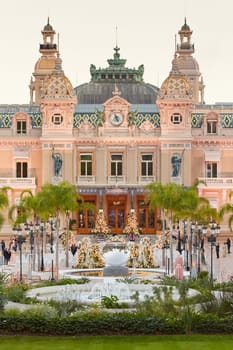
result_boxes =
[0,273,8,312]
[34,277,90,288]
[47,299,85,317]
[4,282,30,303]
[21,304,58,318]
[100,295,129,309]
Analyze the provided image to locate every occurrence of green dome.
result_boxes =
[75,47,159,104]
[43,18,53,31]
[181,18,190,31]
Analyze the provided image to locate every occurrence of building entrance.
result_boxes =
[106,195,127,234]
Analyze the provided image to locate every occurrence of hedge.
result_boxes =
[0,312,233,335]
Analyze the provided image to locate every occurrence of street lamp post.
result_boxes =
[163,242,170,275]
[208,222,220,281]
[13,225,25,282]
[48,216,55,281]
[35,220,45,272]
[176,225,183,254]
[24,222,35,280]
[190,222,196,277]
[190,222,208,275]
[182,221,189,271]
[197,223,203,274]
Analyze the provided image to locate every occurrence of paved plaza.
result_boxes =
[0,235,232,283]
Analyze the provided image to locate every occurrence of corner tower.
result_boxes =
[175,18,205,104]
[157,47,193,186]
[40,50,77,184]
[29,18,58,104]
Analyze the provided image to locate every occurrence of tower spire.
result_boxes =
[116,26,118,47]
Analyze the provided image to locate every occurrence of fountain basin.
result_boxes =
[102,242,130,267]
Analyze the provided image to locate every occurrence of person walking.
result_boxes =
[1,239,5,253]
[175,252,183,280]
[215,243,220,259]
[226,238,231,254]
[3,248,11,265]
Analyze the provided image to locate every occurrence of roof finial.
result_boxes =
[116,26,118,47]
[58,32,60,52]
[112,83,121,96]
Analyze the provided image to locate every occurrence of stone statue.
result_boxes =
[95,110,105,127]
[52,153,62,176]
[128,109,138,126]
[171,154,182,177]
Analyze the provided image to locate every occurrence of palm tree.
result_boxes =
[0,187,10,229]
[145,182,205,273]
[219,190,233,232]
[8,189,45,271]
[8,189,41,225]
[35,180,86,279]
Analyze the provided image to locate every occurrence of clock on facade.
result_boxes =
[109,112,123,126]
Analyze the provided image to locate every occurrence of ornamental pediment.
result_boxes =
[103,95,131,109]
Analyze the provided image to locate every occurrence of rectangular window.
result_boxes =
[80,154,92,176]
[141,154,153,176]
[17,121,27,134]
[206,162,217,178]
[138,199,155,229]
[207,120,217,134]
[111,154,123,176]
[78,201,96,229]
[16,162,28,178]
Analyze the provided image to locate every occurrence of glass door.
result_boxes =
[107,195,127,234]
[108,206,125,232]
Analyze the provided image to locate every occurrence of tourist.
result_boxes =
[215,243,220,259]
[226,238,231,253]
[175,252,183,280]
[3,248,11,265]
[129,231,135,241]
[1,239,5,253]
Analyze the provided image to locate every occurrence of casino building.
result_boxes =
[0,18,232,235]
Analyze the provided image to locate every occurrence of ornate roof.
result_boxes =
[180,18,191,32]
[43,18,54,32]
[75,47,159,104]
[159,55,192,100]
[89,46,144,83]
[41,53,76,101]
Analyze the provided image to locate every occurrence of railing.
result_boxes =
[0,178,36,188]
[108,176,125,185]
[138,176,156,183]
[76,176,96,185]
[198,177,233,186]
[40,44,57,50]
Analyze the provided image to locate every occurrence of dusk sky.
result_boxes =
[1,0,233,104]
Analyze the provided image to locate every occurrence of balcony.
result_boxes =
[198,177,233,187]
[0,178,36,189]
[77,176,96,185]
[108,176,125,185]
[40,44,57,50]
[138,176,156,184]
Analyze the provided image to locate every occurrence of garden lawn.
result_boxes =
[0,335,233,350]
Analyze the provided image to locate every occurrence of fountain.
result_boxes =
[102,241,130,276]
[27,278,154,304]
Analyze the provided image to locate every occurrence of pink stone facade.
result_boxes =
[0,18,232,236]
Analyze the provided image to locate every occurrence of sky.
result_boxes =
[0,0,233,104]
